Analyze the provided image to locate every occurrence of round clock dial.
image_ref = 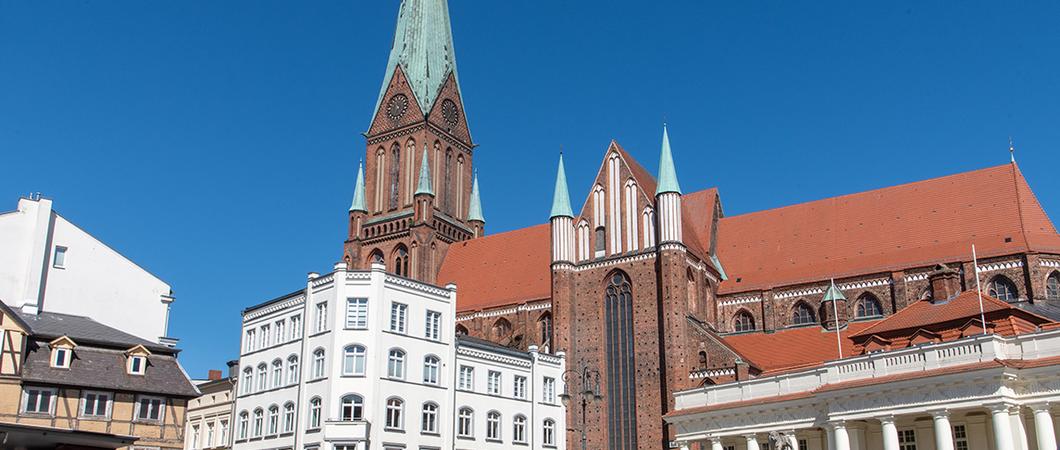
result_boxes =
[386,94,409,120]
[441,99,460,126]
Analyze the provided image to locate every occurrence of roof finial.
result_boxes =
[1009,136,1016,163]
[467,171,484,223]
[350,161,367,212]
[656,124,682,195]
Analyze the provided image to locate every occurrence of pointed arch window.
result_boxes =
[393,246,409,277]
[989,276,1019,302]
[1047,272,1060,300]
[457,153,465,218]
[491,318,512,341]
[455,324,468,335]
[405,139,416,205]
[686,269,697,313]
[791,302,816,325]
[604,271,637,449]
[374,147,385,213]
[577,220,590,261]
[733,311,755,332]
[443,148,454,214]
[855,294,884,318]
[537,312,553,349]
[389,143,400,210]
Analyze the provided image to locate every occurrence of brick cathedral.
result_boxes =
[342,1,1060,449]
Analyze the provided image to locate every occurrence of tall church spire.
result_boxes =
[550,154,574,218]
[656,124,682,195]
[373,0,462,120]
[350,162,367,212]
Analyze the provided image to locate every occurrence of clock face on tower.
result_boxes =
[441,99,460,126]
[386,94,409,120]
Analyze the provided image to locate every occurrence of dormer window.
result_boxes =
[48,336,77,369]
[125,344,152,376]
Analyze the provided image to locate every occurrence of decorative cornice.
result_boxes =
[718,295,761,307]
[1040,259,1060,269]
[310,275,334,289]
[384,275,452,298]
[690,368,735,380]
[773,278,891,300]
[573,252,656,273]
[456,346,532,368]
[244,295,305,322]
[978,260,1023,273]
[456,300,551,321]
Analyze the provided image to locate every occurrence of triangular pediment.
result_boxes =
[124,344,152,356]
[368,65,427,136]
[426,72,472,146]
[49,336,77,349]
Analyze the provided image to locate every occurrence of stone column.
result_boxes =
[879,415,899,450]
[931,410,955,450]
[824,426,835,450]
[744,434,760,450]
[710,438,724,450]
[1030,404,1057,450]
[830,421,851,450]
[1012,406,1030,450]
[990,404,1016,450]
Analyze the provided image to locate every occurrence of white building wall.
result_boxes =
[185,378,237,450]
[0,196,174,343]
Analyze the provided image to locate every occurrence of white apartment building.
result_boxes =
[0,195,176,345]
[232,262,565,450]
[186,363,239,450]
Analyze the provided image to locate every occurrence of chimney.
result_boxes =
[734,359,750,381]
[226,359,240,379]
[928,263,962,302]
[208,370,223,381]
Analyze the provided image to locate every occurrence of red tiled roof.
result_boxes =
[437,224,552,312]
[714,164,1060,294]
[681,188,720,261]
[721,321,880,375]
[851,291,1018,338]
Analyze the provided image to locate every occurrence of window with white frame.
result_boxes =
[220,419,229,444]
[237,412,248,440]
[312,349,325,379]
[425,310,442,340]
[191,425,200,449]
[272,359,283,388]
[387,349,406,379]
[340,394,364,421]
[458,365,474,390]
[457,407,474,438]
[205,422,214,447]
[390,302,407,333]
[315,302,328,333]
[543,377,556,403]
[267,405,279,435]
[22,387,56,414]
[282,402,294,432]
[346,298,368,329]
[260,324,270,348]
[275,319,285,343]
[252,408,263,436]
[486,411,501,441]
[290,315,301,339]
[128,355,146,375]
[53,246,67,268]
[80,391,110,418]
[242,367,253,395]
[421,402,438,434]
[953,425,968,450]
[513,414,527,443]
[135,396,164,421]
[343,345,367,376]
[257,364,267,391]
[487,370,501,395]
[244,329,256,353]
[423,355,440,385]
[385,398,404,430]
[308,397,321,429]
[898,429,917,450]
[513,375,526,399]
[287,355,299,384]
[51,346,72,368]
[543,418,556,446]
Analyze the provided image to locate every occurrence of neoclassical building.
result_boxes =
[340,0,1060,449]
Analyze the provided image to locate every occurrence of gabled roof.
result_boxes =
[713,163,1060,294]
[850,290,1050,338]
[17,311,175,354]
[438,224,552,312]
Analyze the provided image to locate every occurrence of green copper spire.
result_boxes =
[656,124,683,195]
[415,145,434,196]
[550,154,573,218]
[350,162,367,212]
[822,279,847,302]
[467,172,484,223]
[372,0,463,122]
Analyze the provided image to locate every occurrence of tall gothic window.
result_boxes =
[1047,272,1060,300]
[491,318,512,341]
[791,302,816,325]
[393,246,409,277]
[604,271,637,450]
[368,249,384,266]
[456,154,465,218]
[374,148,385,212]
[443,148,454,215]
[537,312,552,349]
[855,294,883,318]
[686,269,697,313]
[389,143,400,210]
[733,311,755,332]
[404,139,416,205]
[989,276,1019,302]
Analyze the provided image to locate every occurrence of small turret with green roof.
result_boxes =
[550,154,574,219]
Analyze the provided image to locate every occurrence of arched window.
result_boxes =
[286,355,299,385]
[340,394,364,421]
[374,147,385,212]
[486,411,501,440]
[389,142,400,210]
[989,276,1019,302]
[387,349,406,379]
[368,249,384,266]
[393,246,409,277]
[537,312,553,349]
[241,367,253,395]
[252,408,263,437]
[256,364,267,391]
[513,414,527,443]
[595,226,606,254]
[457,407,473,437]
[385,398,404,430]
[307,397,321,429]
[267,405,279,435]
[343,345,366,376]
[423,355,440,385]
[312,348,325,379]
[605,271,637,448]
[687,268,697,313]
[543,418,556,446]
[444,148,454,214]
[283,402,295,433]
[733,311,755,332]
[919,287,933,300]
[1047,272,1060,300]
[455,324,469,335]
[491,318,512,341]
[421,402,438,433]
[791,302,816,325]
[456,153,465,218]
[237,411,249,440]
[271,359,283,388]
[698,351,708,369]
[405,139,416,205]
[855,294,884,318]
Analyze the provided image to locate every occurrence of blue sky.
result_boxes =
[2,1,1058,377]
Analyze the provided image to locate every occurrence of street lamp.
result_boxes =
[559,365,603,450]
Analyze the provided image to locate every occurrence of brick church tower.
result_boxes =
[343,0,484,283]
